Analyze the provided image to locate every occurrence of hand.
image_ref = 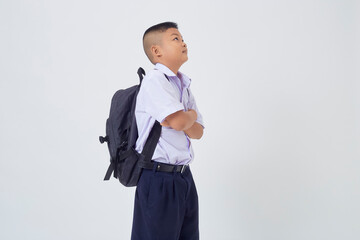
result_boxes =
[188,109,197,120]
[160,119,171,127]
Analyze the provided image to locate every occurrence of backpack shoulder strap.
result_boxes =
[137,67,146,85]
[164,74,170,81]
[138,70,169,165]
[140,120,161,162]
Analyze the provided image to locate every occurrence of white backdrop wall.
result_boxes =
[0,0,359,239]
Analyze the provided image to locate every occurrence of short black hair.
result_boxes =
[142,21,179,64]
[142,21,178,41]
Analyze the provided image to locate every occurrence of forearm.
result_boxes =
[183,122,203,139]
[179,109,197,131]
[161,109,197,131]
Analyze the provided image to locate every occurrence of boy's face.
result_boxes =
[156,28,188,69]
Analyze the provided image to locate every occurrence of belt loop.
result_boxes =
[152,162,157,174]
[172,164,177,176]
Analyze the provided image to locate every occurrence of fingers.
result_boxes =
[160,120,170,127]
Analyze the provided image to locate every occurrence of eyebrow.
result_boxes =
[170,33,183,38]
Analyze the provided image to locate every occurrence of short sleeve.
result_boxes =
[187,88,205,129]
[141,73,185,123]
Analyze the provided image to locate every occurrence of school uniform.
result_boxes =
[131,63,205,240]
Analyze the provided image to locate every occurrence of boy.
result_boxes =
[131,21,205,240]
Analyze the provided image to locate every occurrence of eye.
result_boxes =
[174,37,184,42]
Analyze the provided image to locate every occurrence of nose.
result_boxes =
[182,41,187,48]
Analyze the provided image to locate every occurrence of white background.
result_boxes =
[1,0,359,239]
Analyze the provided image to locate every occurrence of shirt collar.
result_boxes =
[154,62,191,89]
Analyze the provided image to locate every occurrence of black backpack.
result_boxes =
[99,67,165,187]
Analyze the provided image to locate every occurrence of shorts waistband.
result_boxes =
[140,160,189,174]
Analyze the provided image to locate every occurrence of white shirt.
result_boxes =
[134,63,204,165]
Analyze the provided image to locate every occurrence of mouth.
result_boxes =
[182,50,187,54]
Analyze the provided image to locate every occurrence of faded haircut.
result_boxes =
[142,21,178,64]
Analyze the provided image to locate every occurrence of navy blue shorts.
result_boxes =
[131,162,199,240]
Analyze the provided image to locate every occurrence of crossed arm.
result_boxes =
[160,109,204,139]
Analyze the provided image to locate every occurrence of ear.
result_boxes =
[151,45,162,58]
